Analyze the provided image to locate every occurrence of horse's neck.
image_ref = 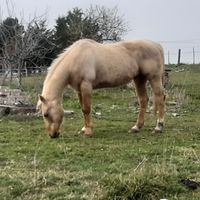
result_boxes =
[42,74,68,101]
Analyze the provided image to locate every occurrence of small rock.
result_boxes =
[64,110,74,114]
[172,113,179,116]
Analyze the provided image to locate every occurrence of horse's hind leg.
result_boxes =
[149,78,165,133]
[129,75,148,133]
[77,81,93,137]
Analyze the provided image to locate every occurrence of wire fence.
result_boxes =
[159,40,200,65]
[164,50,200,65]
[0,67,48,78]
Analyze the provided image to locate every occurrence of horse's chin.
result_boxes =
[49,132,60,138]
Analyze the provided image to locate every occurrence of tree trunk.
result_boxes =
[9,66,13,87]
[18,62,22,88]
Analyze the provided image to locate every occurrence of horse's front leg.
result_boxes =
[129,77,148,133]
[77,81,93,137]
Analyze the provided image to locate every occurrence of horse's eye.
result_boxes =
[44,113,48,118]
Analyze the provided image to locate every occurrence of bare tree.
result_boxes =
[0,0,55,88]
[85,5,131,43]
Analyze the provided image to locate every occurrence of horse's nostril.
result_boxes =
[50,132,59,138]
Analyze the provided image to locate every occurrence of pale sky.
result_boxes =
[1,0,200,64]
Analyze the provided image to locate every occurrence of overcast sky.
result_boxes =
[1,0,200,64]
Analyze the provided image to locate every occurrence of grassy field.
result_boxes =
[1,64,200,199]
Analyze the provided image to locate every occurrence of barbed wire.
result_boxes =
[158,39,200,43]
[159,40,200,63]
[164,51,200,56]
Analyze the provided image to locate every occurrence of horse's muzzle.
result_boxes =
[50,132,60,138]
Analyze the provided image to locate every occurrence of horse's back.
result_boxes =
[72,38,164,70]
[56,39,165,90]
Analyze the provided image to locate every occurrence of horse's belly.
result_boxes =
[93,74,132,89]
[93,62,138,89]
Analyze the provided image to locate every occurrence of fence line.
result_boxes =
[164,48,200,65]
[0,67,48,77]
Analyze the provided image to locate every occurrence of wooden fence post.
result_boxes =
[193,47,195,64]
[168,51,170,65]
[177,49,181,65]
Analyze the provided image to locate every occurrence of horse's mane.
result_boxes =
[46,39,97,80]
[45,47,70,81]
[52,47,69,66]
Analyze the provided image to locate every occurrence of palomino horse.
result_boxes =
[37,39,165,138]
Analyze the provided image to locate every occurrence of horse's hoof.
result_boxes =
[83,133,92,137]
[152,129,162,133]
[78,130,85,135]
[128,128,139,133]
[128,125,140,133]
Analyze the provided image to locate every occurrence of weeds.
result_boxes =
[165,87,190,109]
[1,65,200,199]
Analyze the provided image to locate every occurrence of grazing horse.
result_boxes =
[37,39,165,138]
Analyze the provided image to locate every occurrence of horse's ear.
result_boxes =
[36,100,42,112]
[39,95,46,103]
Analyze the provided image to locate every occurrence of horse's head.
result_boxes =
[37,95,64,138]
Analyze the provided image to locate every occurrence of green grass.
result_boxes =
[1,64,200,199]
